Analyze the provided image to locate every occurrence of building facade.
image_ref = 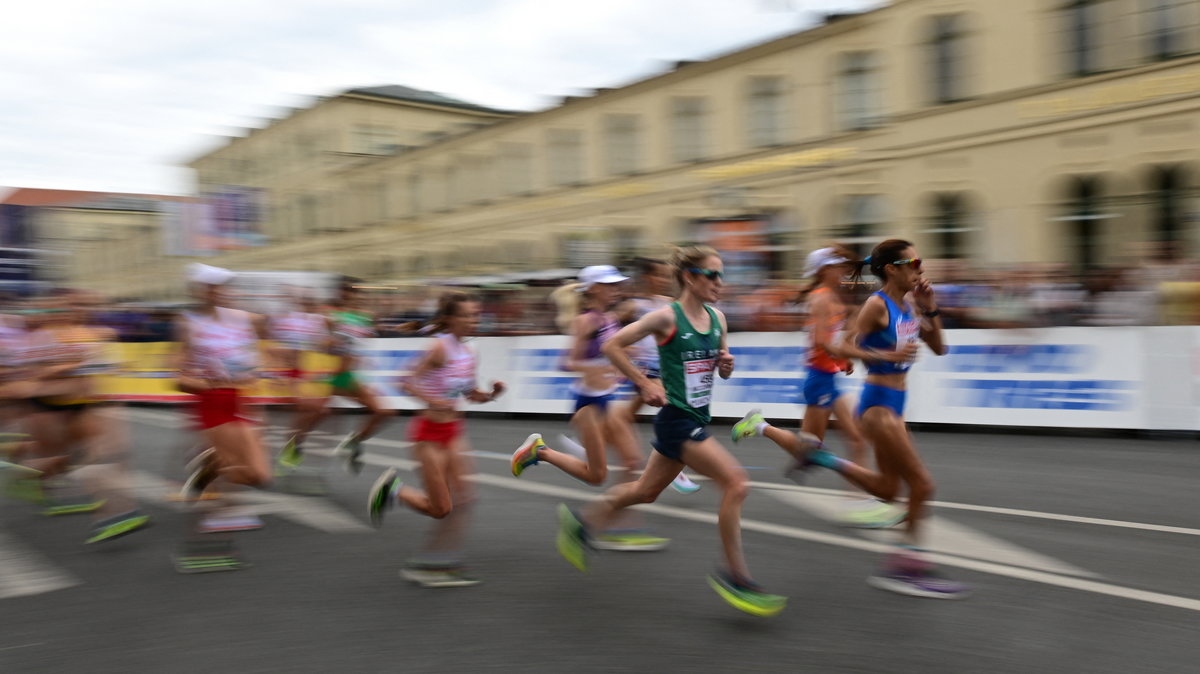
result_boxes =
[118,0,1200,298]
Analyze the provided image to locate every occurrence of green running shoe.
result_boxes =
[277,436,303,469]
[731,409,766,444]
[707,570,787,617]
[511,433,544,477]
[86,512,151,544]
[5,474,46,504]
[368,468,400,528]
[44,497,106,516]
[556,503,590,573]
[592,531,671,552]
[842,500,907,529]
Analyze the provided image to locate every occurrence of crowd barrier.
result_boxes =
[99,327,1200,431]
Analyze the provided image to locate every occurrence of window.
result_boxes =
[837,52,882,131]
[836,194,888,259]
[924,193,972,259]
[547,129,584,186]
[747,77,785,147]
[928,15,966,104]
[1150,166,1190,255]
[604,114,641,175]
[1060,176,1110,270]
[1143,0,1196,60]
[670,97,708,162]
[1065,1,1104,76]
[499,142,534,195]
[354,124,396,155]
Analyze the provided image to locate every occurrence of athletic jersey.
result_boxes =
[860,291,920,376]
[658,302,721,424]
[272,311,327,352]
[409,334,477,410]
[806,288,850,374]
[569,310,621,396]
[329,310,374,359]
[629,296,669,371]
[0,315,27,378]
[184,307,259,382]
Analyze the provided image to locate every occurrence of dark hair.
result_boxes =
[632,257,666,278]
[852,239,913,282]
[433,291,474,332]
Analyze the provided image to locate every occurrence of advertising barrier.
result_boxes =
[99,327,1200,431]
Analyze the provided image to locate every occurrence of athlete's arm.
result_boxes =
[837,296,914,364]
[173,317,207,393]
[912,279,947,356]
[402,339,451,410]
[563,313,605,375]
[602,306,673,405]
[714,308,734,380]
[808,292,842,357]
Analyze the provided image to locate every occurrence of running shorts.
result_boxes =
[857,383,906,418]
[802,368,841,409]
[193,388,252,430]
[651,404,709,462]
[407,417,463,446]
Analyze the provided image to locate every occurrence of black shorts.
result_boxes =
[29,398,90,415]
[651,405,710,462]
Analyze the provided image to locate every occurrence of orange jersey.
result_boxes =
[806,288,850,373]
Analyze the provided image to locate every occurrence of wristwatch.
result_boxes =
[923,309,941,318]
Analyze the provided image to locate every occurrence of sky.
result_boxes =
[0,0,881,196]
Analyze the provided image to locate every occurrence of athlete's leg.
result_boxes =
[678,438,751,580]
[859,408,933,545]
[581,449,681,530]
[395,441,454,518]
[207,421,271,488]
[346,381,390,442]
[830,395,869,469]
[536,405,609,485]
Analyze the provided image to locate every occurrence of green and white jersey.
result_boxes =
[658,302,722,424]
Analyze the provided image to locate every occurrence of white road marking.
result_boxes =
[0,532,79,600]
[762,490,1099,578]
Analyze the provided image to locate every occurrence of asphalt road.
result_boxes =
[2,407,1198,673]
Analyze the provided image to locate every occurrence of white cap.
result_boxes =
[803,248,849,277]
[187,263,236,285]
[576,265,629,292]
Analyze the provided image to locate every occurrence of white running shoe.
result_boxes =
[670,472,701,494]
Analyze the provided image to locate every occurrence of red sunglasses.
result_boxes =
[890,258,922,270]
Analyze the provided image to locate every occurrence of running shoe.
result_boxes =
[591,530,670,552]
[4,472,46,504]
[400,566,481,588]
[172,539,246,574]
[670,472,701,494]
[335,432,364,474]
[511,433,544,477]
[180,447,218,501]
[43,490,106,516]
[277,436,303,469]
[556,503,590,572]
[731,409,765,443]
[867,551,970,599]
[781,432,829,483]
[707,570,788,617]
[368,468,400,528]
[199,514,264,533]
[842,499,906,529]
[86,511,151,544]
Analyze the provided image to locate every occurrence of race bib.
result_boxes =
[684,357,715,408]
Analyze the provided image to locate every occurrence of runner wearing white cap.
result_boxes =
[512,264,668,551]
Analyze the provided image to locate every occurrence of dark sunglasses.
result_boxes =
[688,268,724,281]
[890,258,922,271]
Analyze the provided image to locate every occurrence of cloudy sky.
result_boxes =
[0,0,880,196]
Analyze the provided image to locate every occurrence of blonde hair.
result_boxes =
[669,245,720,287]
[551,283,581,334]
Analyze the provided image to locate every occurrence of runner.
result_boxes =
[555,246,787,617]
[367,292,504,587]
[731,239,969,598]
[733,245,900,528]
[174,264,274,569]
[272,288,332,470]
[291,277,390,474]
[614,257,700,495]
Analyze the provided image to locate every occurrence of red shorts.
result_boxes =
[407,417,463,446]
[192,388,252,430]
[286,368,303,380]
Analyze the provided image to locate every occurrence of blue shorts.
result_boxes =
[802,368,842,409]
[574,392,613,413]
[857,383,906,418]
[651,405,710,462]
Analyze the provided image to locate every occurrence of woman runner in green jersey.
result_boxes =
[555,246,787,617]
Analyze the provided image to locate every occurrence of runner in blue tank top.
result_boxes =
[777,239,969,598]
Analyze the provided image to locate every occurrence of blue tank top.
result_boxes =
[861,291,920,375]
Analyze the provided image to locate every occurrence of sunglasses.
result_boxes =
[890,258,922,270]
[688,268,724,281]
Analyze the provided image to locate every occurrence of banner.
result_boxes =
[97,327,1200,431]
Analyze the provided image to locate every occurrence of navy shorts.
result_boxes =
[651,405,710,462]
[802,368,841,409]
[857,383,906,418]
[574,392,613,413]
